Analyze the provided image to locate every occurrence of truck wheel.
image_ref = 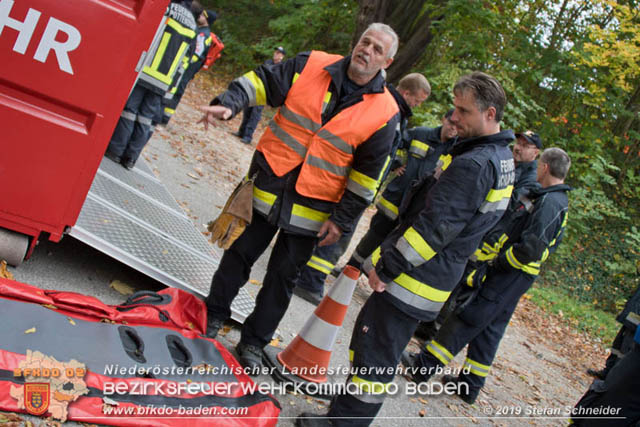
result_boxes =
[0,228,29,267]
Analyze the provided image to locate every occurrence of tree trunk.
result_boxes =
[351,0,392,48]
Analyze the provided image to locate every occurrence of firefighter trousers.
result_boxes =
[571,343,640,426]
[415,268,535,391]
[327,291,419,426]
[107,84,161,163]
[347,211,397,270]
[205,211,317,348]
[238,105,264,141]
[295,212,363,295]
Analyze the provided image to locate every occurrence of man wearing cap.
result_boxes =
[402,147,572,405]
[162,4,218,125]
[233,46,287,144]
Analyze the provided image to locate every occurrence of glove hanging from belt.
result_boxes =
[208,174,255,250]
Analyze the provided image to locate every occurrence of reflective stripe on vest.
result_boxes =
[479,185,513,213]
[409,139,430,158]
[290,204,329,232]
[426,340,453,365]
[366,248,450,312]
[306,256,334,275]
[437,154,453,171]
[376,196,399,220]
[257,50,398,202]
[141,18,193,92]
[463,358,490,377]
[253,186,277,216]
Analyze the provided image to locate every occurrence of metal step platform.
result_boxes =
[70,157,256,323]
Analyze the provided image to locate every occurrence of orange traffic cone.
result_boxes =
[263,266,360,396]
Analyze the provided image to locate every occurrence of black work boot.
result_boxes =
[235,342,264,376]
[296,412,333,426]
[401,351,432,383]
[205,317,224,339]
[586,367,608,380]
[293,286,323,306]
[441,375,480,404]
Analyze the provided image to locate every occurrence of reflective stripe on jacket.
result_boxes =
[257,51,398,203]
[372,131,516,320]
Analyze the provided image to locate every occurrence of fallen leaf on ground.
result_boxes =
[270,338,281,347]
[109,280,134,296]
[249,279,261,286]
[419,409,426,417]
[24,327,36,334]
[68,317,76,326]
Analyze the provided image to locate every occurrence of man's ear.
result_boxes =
[485,106,496,122]
[382,57,394,70]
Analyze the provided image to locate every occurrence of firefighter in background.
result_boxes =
[293,73,432,306]
[105,0,196,169]
[587,285,640,380]
[402,148,571,405]
[231,47,287,144]
[297,72,516,426]
[198,23,400,372]
[162,4,218,125]
[343,109,458,277]
[415,130,542,342]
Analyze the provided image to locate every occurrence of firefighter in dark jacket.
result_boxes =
[402,147,572,406]
[105,0,196,169]
[345,109,458,272]
[162,6,217,125]
[198,23,400,372]
[293,73,431,306]
[297,72,515,426]
[415,130,543,342]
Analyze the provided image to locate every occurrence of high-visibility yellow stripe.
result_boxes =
[253,186,276,205]
[349,170,378,191]
[439,154,453,171]
[164,107,175,114]
[291,204,329,223]
[403,227,437,262]
[323,91,332,104]
[463,358,490,377]
[166,18,196,38]
[505,247,539,275]
[409,139,430,156]
[394,273,450,302]
[486,185,514,202]
[310,255,334,269]
[244,71,267,106]
[167,41,188,82]
[351,375,392,394]
[426,340,453,365]
[466,270,476,287]
[349,349,354,362]
[378,197,398,216]
[292,72,300,84]
[306,259,332,275]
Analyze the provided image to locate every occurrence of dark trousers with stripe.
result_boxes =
[238,105,264,141]
[205,212,317,348]
[295,218,359,295]
[328,292,418,426]
[572,343,640,426]
[347,211,397,270]
[415,268,535,391]
[107,84,162,163]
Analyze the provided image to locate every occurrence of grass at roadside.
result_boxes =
[528,283,619,344]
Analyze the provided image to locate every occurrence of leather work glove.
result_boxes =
[208,175,255,250]
[465,263,488,288]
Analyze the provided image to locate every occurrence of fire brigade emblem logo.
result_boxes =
[24,383,50,415]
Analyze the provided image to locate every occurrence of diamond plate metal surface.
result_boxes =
[97,158,182,212]
[71,158,255,324]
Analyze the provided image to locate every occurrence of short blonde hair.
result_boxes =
[397,73,431,97]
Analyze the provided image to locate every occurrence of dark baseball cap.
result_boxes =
[204,10,217,27]
[275,46,286,55]
[515,131,543,149]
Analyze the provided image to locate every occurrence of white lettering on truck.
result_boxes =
[0,0,81,75]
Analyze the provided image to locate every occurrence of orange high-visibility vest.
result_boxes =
[256,50,398,203]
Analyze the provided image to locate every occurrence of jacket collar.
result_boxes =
[531,183,572,197]
[387,84,413,121]
[451,129,515,156]
[324,55,387,96]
